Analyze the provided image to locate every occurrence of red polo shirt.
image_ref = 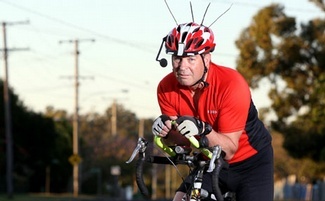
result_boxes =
[157,63,268,163]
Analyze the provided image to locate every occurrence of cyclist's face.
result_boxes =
[172,54,208,86]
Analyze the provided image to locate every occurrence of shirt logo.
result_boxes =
[207,110,218,114]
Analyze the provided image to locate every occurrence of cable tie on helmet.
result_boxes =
[177,43,185,56]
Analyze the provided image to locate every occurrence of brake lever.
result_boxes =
[126,138,148,164]
[207,145,222,172]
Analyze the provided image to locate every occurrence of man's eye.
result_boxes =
[188,58,196,62]
[174,58,181,62]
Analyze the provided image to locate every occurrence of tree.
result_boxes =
[272,131,325,181]
[0,80,61,192]
[43,106,73,193]
[78,102,154,194]
[235,3,325,163]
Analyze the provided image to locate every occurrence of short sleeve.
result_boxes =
[157,75,179,116]
[217,73,251,133]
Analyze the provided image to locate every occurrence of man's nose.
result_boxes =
[178,58,188,68]
[175,63,186,71]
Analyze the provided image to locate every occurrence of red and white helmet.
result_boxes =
[165,22,216,56]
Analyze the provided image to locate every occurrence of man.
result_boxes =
[152,22,274,201]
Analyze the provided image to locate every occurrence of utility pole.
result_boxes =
[59,38,95,197]
[165,165,171,199]
[138,118,144,138]
[1,20,29,199]
[111,99,117,136]
[108,90,128,137]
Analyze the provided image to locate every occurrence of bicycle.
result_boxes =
[126,135,236,201]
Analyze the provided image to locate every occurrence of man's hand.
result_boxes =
[152,114,171,137]
[175,116,212,138]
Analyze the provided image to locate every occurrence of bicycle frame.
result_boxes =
[126,136,230,201]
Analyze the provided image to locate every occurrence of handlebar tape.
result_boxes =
[154,136,176,156]
[187,136,213,159]
[136,155,150,199]
[212,157,228,201]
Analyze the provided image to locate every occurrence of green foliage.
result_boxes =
[44,106,73,192]
[235,3,325,167]
[0,80,70,193]
[0,81,154,194]
[273,131,325,181]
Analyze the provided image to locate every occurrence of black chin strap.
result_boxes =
[191,54,209,87]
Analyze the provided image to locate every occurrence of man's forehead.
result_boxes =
[172,55,199,58]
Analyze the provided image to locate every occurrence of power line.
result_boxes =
[0,0,155,53]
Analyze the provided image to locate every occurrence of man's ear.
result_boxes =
[204,53,211,67]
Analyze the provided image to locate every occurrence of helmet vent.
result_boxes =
[195,39,204,49]
[185,39,194,50]
[193,27,200,32]
[204,27,210,32]
[170,35,175,44]
[181,31,188,43]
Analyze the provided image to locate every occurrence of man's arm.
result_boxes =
[205,130,242,161]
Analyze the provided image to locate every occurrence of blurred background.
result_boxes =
[0,0,325,200]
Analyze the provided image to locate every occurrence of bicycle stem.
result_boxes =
[154,135,223,173]
[154,135,214,158]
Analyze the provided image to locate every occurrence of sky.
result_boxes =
[0,0,324,119]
